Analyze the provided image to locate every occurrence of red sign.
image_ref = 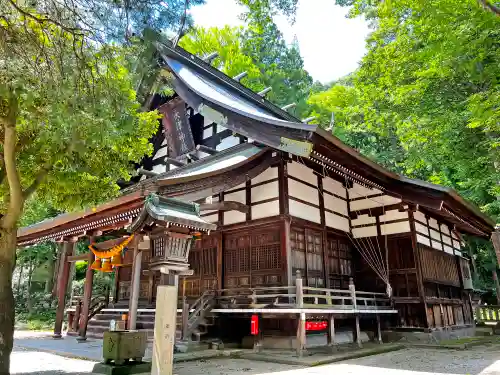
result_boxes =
[305,321,327,331]
[250,315,259,335]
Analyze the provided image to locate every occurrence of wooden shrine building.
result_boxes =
[18,40,495,349]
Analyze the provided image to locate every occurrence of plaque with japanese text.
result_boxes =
[158,98,195,158]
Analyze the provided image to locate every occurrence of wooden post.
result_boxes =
[53,241,75,338]
[327,314,336,350]
[128,242,142,330]
[73,300,81,333]
[349,277,362,348]
[493,271,500,305]
[295,270,305,357]
[376,315,383,344]
[181,296,189,341]
[113,267,120,303]
[77,248,95,342]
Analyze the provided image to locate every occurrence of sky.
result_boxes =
[189,0,370,84]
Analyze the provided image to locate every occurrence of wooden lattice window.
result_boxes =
[152,237,165,258]
[290,228,306,278]
[326,236,353,277]
[224,235,250,274]
[250,230,281,271]
[306,230,324,287]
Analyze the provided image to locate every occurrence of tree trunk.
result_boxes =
[45,253,55,293]
[0,228,18,375]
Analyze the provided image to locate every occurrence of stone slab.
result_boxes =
[92,362,151,375]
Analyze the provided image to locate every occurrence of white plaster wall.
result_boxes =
[203,214,219,223]
[217,124,227,133]
[252,167,278,185]
[381,221,410,235]
[351,214,376,226]
[428,217,439,230]
[289,199,321,224]
[430,229,441,241]
[204,117,213,126]
[350,195,402,211]
[203,127,213,139]
[380,209,408,222]
[325,212,350,232]
[323,177,347,198]
[442,235,452,246]
[444,245,454,255]
[348,183,382,199]
[453,240,461,249]
[224,190,246,204]
[288,162,317,186]
[414,210,426,222]
[251,181,279,203]
[224,211,246,225]
[288,179,319,205]
[352,225,378,238]
[324,194,348,216]
[431,240,443,251]
[252,201,280,220]
[417,234,431,246]
[415,222,428,235]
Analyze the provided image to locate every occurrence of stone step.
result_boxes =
[93,313,156,321]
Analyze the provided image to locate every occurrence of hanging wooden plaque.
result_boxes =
[158,98,195,158]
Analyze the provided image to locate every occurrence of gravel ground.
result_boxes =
[10,344,500,375]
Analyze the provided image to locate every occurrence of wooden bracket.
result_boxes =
[199,201,250,214]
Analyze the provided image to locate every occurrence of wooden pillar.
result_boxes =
[77,246,95,342]
[53,241,75,338]
[295,270,305,357]
[113,267,120,303]
[349,277,362,348]
[181,296,189,341]
[376,315,382,344]
[151,285,177,375]
[491,232,500,304]
[327,314,336,350]
[128,242,142,330]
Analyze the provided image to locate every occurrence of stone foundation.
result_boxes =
[382,325,476,344]
[242,329,371,350]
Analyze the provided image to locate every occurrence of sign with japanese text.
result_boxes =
[158,98,195,158]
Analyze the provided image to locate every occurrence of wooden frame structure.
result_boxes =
[18,40,495,349]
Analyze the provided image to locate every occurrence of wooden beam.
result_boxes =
[165,157,186,168]
[187,153,199,162]
[199,201,250,214]
[67,253,90,263]
[137,168,159,177]
[77,238,95,342]
[196,144,218,155]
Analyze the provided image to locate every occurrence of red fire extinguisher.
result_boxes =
[250,314,259,335]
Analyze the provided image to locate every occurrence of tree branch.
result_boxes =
[22,163,52,200]
[1,95,24,229]
[478,0,500,16]
[7,0,85,35]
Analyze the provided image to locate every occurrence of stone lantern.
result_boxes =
[129,193,216,375]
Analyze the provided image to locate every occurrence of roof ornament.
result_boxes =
[325,112,335,132]
[302,116,317,124]
[233,71,248,82]
[281,103,296,111]
[172,0,189,48]
[202,51,219,63]
[257,87,272,97]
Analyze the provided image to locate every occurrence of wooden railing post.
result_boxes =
[181,296,189,341]
[349,278,362,348]
[295,271,305,357]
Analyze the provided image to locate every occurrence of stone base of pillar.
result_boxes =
[92,362,151,375]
